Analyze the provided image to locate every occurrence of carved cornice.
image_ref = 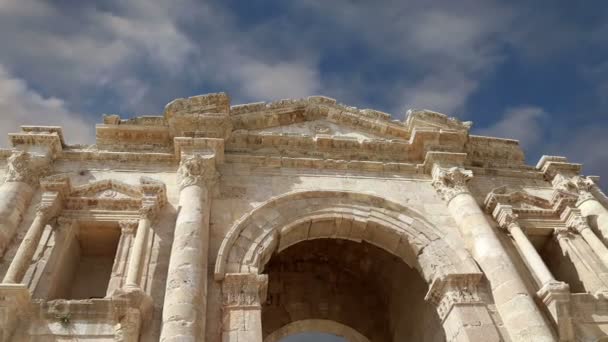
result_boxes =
[221,273,268,309]
[431,165,473,203]
[178,154,218,190]
[424,273,484,321]
[5,151,48,186]
[492,204,520,232]
[562,207,592,234]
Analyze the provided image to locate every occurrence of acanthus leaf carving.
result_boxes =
[424,273,483,321]
[431,166,473,203]
[177,154,218,190]
[5,151,47,187]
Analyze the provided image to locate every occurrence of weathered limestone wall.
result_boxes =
[2,93,608,341]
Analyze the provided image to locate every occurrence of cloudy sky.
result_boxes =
[1,0,607,195]
[0,0,606,340]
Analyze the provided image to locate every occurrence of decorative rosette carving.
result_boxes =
[177,154,218,190]
[431,166,473,203]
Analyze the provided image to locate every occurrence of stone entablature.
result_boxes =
[0,92,607,341]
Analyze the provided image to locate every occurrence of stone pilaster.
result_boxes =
[561,175,608,246]
[0,151,46,255]
[537,280,574,341]
[108,220,138,295]
[563,207,608,269]
[432,164,556,342]
[554,227,608,295]
[160,153,218,342]
[221,273,268,342]
[425,273,501,342]
[125,205,155,289]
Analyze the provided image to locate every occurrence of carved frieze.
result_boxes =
[5,151,47,186]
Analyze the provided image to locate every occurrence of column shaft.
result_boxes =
[447,194,554,341]
[0,181,34,255]
[508,223,556,286]
[3,212,48,283]
[578,226,608,268]
[160,184,210,342]
[578,198,608,241]
[125,216,151,288]
[221,274,267,342]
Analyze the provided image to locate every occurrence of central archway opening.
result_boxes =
[262,239,445,342]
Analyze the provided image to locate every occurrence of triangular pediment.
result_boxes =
[247,120,387,140]
[70,179,143,200]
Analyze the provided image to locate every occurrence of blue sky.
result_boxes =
[0,0,607,192]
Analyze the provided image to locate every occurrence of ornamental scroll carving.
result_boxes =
[431,166,473,203]
[5,151,46,186]
[221,273,268,309]
[552,174,598,204]
[424,273,483,321]
[177,154,218,189]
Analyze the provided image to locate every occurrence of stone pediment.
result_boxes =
[40,175,167,212]
[70,179,143,200]
[484,186,577,216]
[246,119,386,141]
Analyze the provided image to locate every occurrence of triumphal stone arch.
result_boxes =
[1,93,608,341]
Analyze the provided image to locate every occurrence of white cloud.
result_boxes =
[0,65,94,146]
[476,106,546,149]
[230,60,321,100]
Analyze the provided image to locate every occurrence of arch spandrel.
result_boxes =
[214,190,480,283]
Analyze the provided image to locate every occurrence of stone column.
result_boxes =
[221,273,268,342]
[554,227,608,294]
[493,205,557,288]
[493,206,573,340]
[3,198,58,284]
[425,273,501,341]
[125,206,153,289]
[107,220,138,295]
[0,151,43,255]
[563,207,608,268]
[555,175,608,244]
[160,153,217,342]
[432,165,556,342]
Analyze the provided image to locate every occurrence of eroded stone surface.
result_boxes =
[0,93,607,341]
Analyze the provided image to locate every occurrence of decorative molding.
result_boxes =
[431,165,473,203]
[424,273,484,321]
[118,220,139,234]
[178,154,218,189]
[5,151,47,186]
[563,208,592,234]
[221,273,268,309]
[492,204,520,232]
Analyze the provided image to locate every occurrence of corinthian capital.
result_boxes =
[5,151,47,186]
[431,165,473,203]
[177,154,218,189]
